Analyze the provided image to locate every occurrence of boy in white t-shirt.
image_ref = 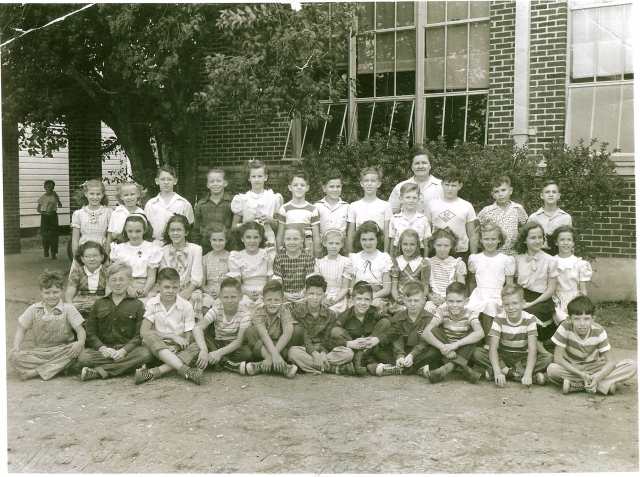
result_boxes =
[427,167,477,264]
[346,167,392,253]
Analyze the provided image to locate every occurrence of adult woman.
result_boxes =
[388,148,443,215]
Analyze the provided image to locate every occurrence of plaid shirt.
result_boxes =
[391,309,433,359]
[251,306,295,342]
[292,303,338,354]
[273,252,316,293]
[68,266,108,296]
[193,193,234,246]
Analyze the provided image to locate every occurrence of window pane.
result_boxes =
[371,102,394,137]
[619,83,634,153]
[357,35,375,97]
[447,1,468,22]
[376,32,395,96]
[391,101,414,137]
[424,97,444,142]
[623,4,633,75]
[571,9,596,80]
[446,24,468,90]
[302,122,325,156]
[468,22,489,89]
[443,95,466,146]
[376,1,395,30]
[396,29,416,95]
[358,2,375,32]
[324,104,347,147]
[596,5,625,79]
[466,94,487,144]
[357,103,374,140]
[470,1,490,18]
[425,27,445,91]
[592,84,621,151]
[567,87,594,147]
[426,1,446,24]
[397,2,414,27]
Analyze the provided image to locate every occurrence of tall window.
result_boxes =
[567,0,634,153]
[423,1,489,145]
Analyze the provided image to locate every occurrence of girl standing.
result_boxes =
[106,181,145,255]
[71,179,112,269]
[315,229,353,314]
[424,227,467,314]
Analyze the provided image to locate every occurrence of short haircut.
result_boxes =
[399,182,420,197]
[246,159,269,177]
[284,224,305,239]
[490,175,512,189]
[409,147,435,167]
[446,281,468,298]
[567,295,596,317]
[219,277,242,293]
[402,281,425,298]
[441,167,462,184]
[162,214,192,245]
[262,279,284,296]
[427,227,459,254]
[323,170,343,185]
[515,221,545,254]
[478,220,506,250]
[157,165,177,178]
[354,220,384,253]
[352,280,374,298]
[289,170,309,184]
[44,180,56,188]
[501,283,524,300]
[551,225,577,247]
[397,229,421,260]
[38,270,65,290]
[305,274,327,292]
[106,261,133,279]
[157,267,180,283]
[207,168,226,180]
[360,166,382,182]
[540,179,560,193]
[75,241,106,266]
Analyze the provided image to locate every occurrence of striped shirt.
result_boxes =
[428,256,467,298]
[431,304,480,342]
[315,255,353,289]
[489,311,538,353]
[201,299,252,342]
[144,294,195,336]
[552,320,611,364]
[276,201,320,237]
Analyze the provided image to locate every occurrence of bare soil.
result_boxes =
[5,301,638,473]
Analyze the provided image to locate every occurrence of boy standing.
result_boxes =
[77,262,153,381]
[136,267,203,385]
[243,280,303,377]
[477,175,528,256]
[421,282,484,383]
[273,226,317,307]
[37,180,63,259]
[328,281,400,375]
[473,284,553,387]
[376,282,439,376]
[389,183,431,257]
[193,168,234,254]
[346,167,393,253]
[288,275,356,375]
[527,180,572,250]
[546,296,636,395]
[191,278,254,374]
[314,170,349,254]
[427,168,478,263]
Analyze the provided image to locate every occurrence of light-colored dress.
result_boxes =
[227,248,274,311]
[315,255,353,314]
[71,205,113,246]
[110,240,163,296]
[350,250,393,313]
[108,205,145,241]
[202,250,231,303]
[467,252,516,317]
[231,190,283,248]
[553,255,593,322]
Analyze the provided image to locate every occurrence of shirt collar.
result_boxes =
[396,255,422,272]
[84,265,102,277]
[317,197,348,208]
[534,207,567,218]
[38,300,64,313]
[396,309,429,321]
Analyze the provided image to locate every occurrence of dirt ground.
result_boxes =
[5,295,638,473]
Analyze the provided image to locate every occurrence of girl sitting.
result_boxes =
[315,229,353,314]
[424,227,467,314]
[390,229,430,314]
[65,241,108,317]
[202,222,231,308]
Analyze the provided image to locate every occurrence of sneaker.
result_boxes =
[535,372,548,385]
[418,365,430,377]
[459,364,482,384]
[80,367,101,381]
[608,382,617,395]
[562,379,585,394]
[424,368,445,384]
[281,364,297,379]
[245,362,262,376]
[135,368,156,385]
[375,363,403,376]
[484,369,493,381]
[506,368,522,382]
[222,360,246,375]
[185,367,203,385]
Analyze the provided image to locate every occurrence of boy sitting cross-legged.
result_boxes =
[242,280,304,378]
[546,295,637,395]
[287,275,356,375]
[473,284,553,387]
[136,267,203,385]
[78,262,153,381]
[421,282,484,383]
[374,282,441,376]
[191,277,255,375]
[327,281,401,376]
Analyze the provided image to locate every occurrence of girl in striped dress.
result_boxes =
[424,228,467,314]
[315,229,352,314]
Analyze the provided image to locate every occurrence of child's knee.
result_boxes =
[290,324,305,345]
[330,326,347,339]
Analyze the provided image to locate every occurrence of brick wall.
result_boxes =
[527,0,568,154]
[580,177,636,259]
[487,1,516,144]
[3,117,21,254]
[67,118,103,211]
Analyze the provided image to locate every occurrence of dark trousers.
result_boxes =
[329,318,396,368]
[523,288,557,341]
[243,324,305,361]
[473,347,553,374]
[428,327,477,367]
[205,335,254,363]
[77,346,153,378]
[403,347,444,375]
[41,212,59,255]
